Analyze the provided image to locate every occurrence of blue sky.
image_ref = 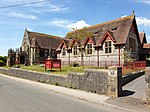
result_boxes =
[0,0,150,56]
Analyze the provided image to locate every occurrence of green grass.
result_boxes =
[18,65,92,75]
[1,66,10,68]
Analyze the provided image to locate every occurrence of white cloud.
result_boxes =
[1,1,69,13]
[136,17,150,27]
[121,15,127,18]
[49,5,69,12]
[67,20,91,30]
[47,19,90,30]
[8,12,38,20]
[26,27,32,31]
[32,3,69,13]
[47,18,72,28]
[138,0,150,5]
[147,35,150,39]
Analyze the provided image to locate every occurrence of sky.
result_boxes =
[0,0,150,56]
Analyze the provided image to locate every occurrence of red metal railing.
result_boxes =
[122,61,146,75]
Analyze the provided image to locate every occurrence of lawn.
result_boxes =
[19,65,91,75]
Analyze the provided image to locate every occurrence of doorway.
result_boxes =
[20,55,25,64]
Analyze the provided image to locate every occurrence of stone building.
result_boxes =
[7,30,62,66]
[7,13,148,67]
[56,13,146,67]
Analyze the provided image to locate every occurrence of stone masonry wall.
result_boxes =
[0,67,109,95]
[121,71,145,86]
[146,69,150,105]
[0,67,145,98]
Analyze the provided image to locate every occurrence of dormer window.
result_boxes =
[105,41,112,53]
[111,27,117,31]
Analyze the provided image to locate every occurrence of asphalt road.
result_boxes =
[0,74,128,112]
[122,75,146,100]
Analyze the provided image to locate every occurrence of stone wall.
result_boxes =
[121,71,145,86]
[0,67,145,98]
[146,69,150,105]
[0,67,109,95]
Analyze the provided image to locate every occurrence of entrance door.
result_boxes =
[20,55,25,64]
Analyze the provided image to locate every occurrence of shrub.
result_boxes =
[70,62,80,67]
[0,56,7,64]
[0,60,4,66]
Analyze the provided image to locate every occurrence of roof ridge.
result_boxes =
[27,30,62,38]
[88,15,134,29]
[67,15,134,34]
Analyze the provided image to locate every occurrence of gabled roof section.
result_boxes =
[56,39,73,51]
[139,32,147,44]
[66,14,135,46]
[100,30,116,44]
[27,31,62,49]
[83,37,96,46]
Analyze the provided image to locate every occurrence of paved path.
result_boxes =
[0,73,131,112]
[122,75,146,100]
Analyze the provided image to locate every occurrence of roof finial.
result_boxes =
[132,11,135,16]
[25,27,27,31]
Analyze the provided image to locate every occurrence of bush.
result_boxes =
[0,60,4,66]
[0,56,7,64]
[3,56,7,63]
[70,62,80,67]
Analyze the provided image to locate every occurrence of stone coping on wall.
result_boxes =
[0,67,109,95]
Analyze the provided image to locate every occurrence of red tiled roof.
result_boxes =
[66,15,136,46]
[27,31,62,49]
[139,32,147,44]
[143,43,150,49]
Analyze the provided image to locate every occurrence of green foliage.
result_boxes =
[0,56,7,63]
[3,56,7,63]
[122,49,135,63]
[0,56,3,61]
[0,60,4,66]
[66,28,93,42]
[70,62,80,67]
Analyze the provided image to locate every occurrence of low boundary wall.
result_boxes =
[0,68,109,95]
[146,69,150,105]
[0,67,145,98]
[121,71,145,86]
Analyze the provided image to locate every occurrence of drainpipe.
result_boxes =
[97,48,99,67]
[68,51,70,65]
[118,45,120,66]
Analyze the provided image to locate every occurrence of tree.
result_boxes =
[122,48,135,63]
[66,28,94,67]
[0,56,8,64]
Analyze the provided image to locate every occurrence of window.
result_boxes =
[105,41,112,53]
[87,44,92,54]
[62,48,66,56]
[73,46,78,55]
[40,49,45,57]
[129,38,136,52]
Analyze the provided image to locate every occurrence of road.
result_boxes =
[0,73,128,112]
[122,75,146,100]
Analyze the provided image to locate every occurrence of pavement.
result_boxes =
[0,73,150,112]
